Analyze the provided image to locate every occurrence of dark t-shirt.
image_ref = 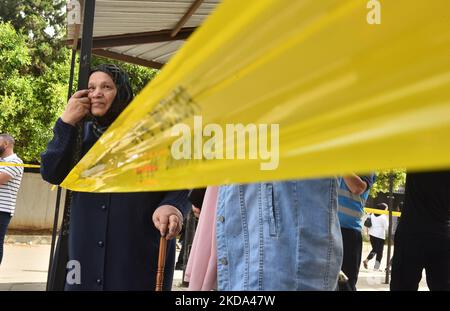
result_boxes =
[398,170,450,239]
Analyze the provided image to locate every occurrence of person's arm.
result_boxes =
[189,188,207,218]
[40,118,77,185]
[0,171,14,185]
[152,190,190,240]
[159,190,190,217]
[342,174,368,195]
[40,90,91,185]
[0,163,23,185]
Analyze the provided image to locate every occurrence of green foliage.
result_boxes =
[0,0,67,74]
[369,169,406,198]
[0,23,70,162]
[0,1,69,162]
[0,23,30,74]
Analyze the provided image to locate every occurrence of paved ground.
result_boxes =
[0,236,187,291]
[356,242,429,291]
[0,235,428,291]
[0,242,49,291]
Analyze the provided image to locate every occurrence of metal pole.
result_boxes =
[181,210,198,287]
[46,49,77,291]
[384,172,394,284]
[46,0,96,290]
[46,186,61,290]
[77,1,96,90]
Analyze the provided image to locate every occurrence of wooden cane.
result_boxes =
[156,236,167,291]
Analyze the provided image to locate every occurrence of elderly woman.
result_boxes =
[41,64,189,290]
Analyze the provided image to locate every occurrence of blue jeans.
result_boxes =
[0,212,12,265]
[216,179,343,290]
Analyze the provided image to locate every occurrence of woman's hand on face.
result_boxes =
[61,90,91,126]
[152,205,184,240]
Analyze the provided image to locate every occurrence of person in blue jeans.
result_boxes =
[216,178,343,290]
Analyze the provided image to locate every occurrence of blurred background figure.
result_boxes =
[363,203,389,271]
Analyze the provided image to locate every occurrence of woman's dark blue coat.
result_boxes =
[41,118,189,290]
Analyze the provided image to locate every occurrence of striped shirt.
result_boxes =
[338,175,376,231]
[0,154,24,215]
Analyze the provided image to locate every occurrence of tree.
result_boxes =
[0,22,70,163]
[369,169,406,197]
[0,0,67,75]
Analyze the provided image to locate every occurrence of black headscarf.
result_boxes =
[90,64,134,136]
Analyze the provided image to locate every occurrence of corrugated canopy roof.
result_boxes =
[67,0,221,69]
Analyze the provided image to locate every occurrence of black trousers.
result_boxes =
[367,235,385,263]
[0,211,12,265]
[390,230,450,291]
[340,227,362,291]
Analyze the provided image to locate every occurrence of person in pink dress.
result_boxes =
[184,187,218,290]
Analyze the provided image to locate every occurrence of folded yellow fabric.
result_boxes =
[61,0,450,192]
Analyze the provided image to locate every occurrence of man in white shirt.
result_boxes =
[363,203,389,271]
[0,134,24,265]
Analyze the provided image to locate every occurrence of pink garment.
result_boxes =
[184,186,218,291]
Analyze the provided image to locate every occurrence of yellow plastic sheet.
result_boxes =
[61,0,450,192]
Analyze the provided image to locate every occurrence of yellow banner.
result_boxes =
[0,162,40,168]
[365,208,401,217]
[61,0,450,192]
